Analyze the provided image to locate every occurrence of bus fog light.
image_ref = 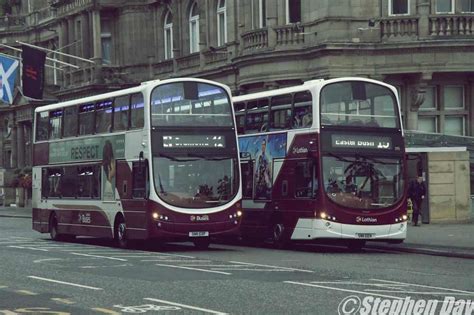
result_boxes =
[234,220,238,225]
[164,216,169,221]
[395,218,399,222]
[229,215,233,219]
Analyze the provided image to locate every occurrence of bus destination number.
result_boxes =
[189,231,209,237]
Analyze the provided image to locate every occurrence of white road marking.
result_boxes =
[371,279,474,294]
[144,298,228,315]
[284,281,403,300]
[28,276,103,290]
[70,252,127,261]
[365,289,474,296]
[141,259,201,263]
[229,261,314,273]
[8,246,48,252]
[34,258,63,264]
[155,264,231,275]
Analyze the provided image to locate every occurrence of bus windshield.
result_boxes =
[153,155,239,209]
[151,82,233,127]
[322,154,404,209]
[320,81,400,128]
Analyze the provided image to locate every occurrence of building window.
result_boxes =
[164,10,173,59]
[217,0,227,46]
[436,0,454,13]
[389,0,409,15]
[189,1,200,53]
[418,116,438,133]
[76,19,82,56]
[286,0,301,23]
[101,18,112,65]
[259,0,266,28]
[461,0,474,12]
[444,86,464,109]
[420,86,437,110]
[445,116,465,136]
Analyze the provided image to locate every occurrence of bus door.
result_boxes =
[115,160,149,239]
[272,158,318,226]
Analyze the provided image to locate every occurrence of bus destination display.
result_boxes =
[331,134,392,150]
[162,135,225,148]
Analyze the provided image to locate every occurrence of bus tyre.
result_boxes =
[346,240,366,251]
[49,214,61,241]
[114,216,128,249]
[272,223,289,249]
[193,238,211,250]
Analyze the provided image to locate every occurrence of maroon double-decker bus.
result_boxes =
[233,77,407,249]
[32,78,242,249]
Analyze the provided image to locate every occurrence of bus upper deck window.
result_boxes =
[130,93,144,129]
[36,112,49,141]
[79,103,95,135]
[95,99,113,133]
[114,96,130,131]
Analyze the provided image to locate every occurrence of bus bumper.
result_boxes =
[290,219,407,241]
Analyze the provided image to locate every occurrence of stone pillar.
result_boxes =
[407,73,432,131]
[266,1,278,48]
[91,10,102,60]
[11,122,17,169]
[417,2,431,39]
[17,123,24,169]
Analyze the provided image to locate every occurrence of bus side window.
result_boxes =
[130,93,144,129]
[132,160,148,199]
[295,160,318,198]
[63,106,78,137]
[293,91,312,129]
[246,98,268,133]
[36,112,49,141]
[270,94,292,130]
[95,99,113,134]
[234,102,246,134]
[41,168,49,199]
[79,103,95,135]
[49,109,63,139]
[113,95,130,131]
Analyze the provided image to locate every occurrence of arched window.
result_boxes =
[217,0,227,46]
[189,1,200,53]
[164,10,173,59]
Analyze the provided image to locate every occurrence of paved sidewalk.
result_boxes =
[1,206,473,258]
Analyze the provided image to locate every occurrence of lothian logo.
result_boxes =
[356,216,377,223]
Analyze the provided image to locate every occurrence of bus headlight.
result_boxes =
[236,210,243,217]
[152,212,159,220]
[320,212,327,219]
[402,215,408,221]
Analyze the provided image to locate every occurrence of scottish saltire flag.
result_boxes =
[0,54,19,105]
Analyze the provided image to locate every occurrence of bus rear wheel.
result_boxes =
[49,214,61,241]
[193,238,210,250]
[114,216,128,249]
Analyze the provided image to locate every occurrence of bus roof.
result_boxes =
[34,77,232,113]
[233,77,398,102]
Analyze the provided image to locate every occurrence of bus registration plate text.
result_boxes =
[189,231,209,237]
[356,233,375,238]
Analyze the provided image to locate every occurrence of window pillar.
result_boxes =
[417,1,430,38]
[407,73,432,131]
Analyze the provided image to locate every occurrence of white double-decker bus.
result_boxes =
[233,77,407,249]
[32,78,242,249]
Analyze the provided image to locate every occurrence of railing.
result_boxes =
[430,15,474,36]
[380,17,419,39]
[241,28,268,53]
[176,53,200,70]
[37,7,57,23]
[0,15,26,30]
[275,25,305,46]
[204,47,229,65]
[154,59,174,74]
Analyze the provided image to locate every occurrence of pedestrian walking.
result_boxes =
[408,176,426,226]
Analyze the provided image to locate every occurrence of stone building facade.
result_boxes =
[0,0,472,219]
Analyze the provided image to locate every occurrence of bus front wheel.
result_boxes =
[272,223,290,249]
[49,214,61,241]
[114,216,128,249]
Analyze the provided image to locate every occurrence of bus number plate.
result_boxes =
[356,233,375,238]
[189,231,209,237]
